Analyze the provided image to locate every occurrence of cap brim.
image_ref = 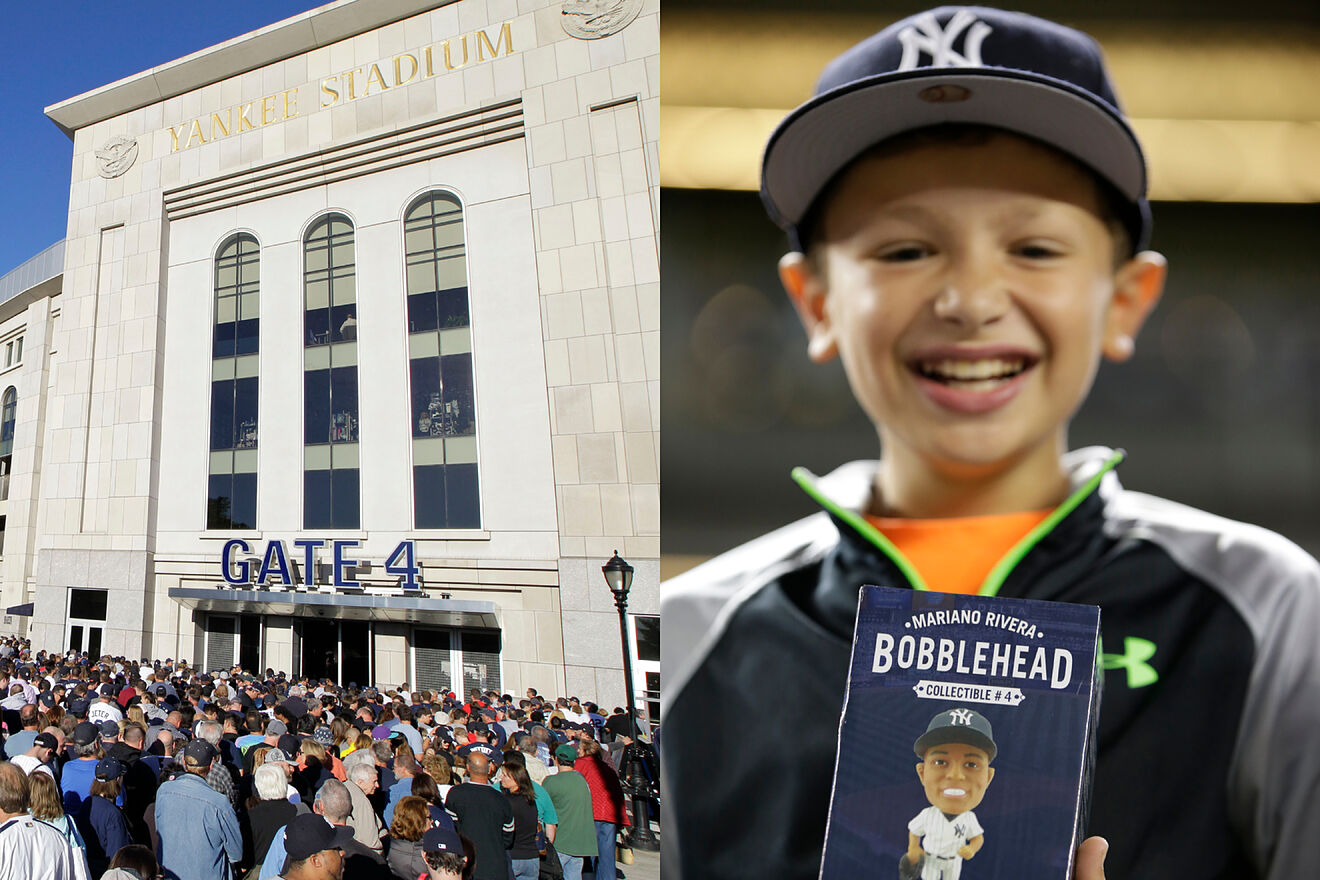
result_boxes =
[762,68,1145,235]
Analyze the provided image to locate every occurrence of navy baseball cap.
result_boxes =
[914,707,997,762]
[95,756,126,781]
[422,825,464,855]
[284,813,353,861]
[761,6,1150,254]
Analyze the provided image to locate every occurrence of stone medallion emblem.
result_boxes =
[95,136,139,179]
[560,0,643,39]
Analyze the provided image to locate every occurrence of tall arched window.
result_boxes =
[304,213,360,529]
[208,234,259,530]
[404,192,479,528]
[0,386,15,505]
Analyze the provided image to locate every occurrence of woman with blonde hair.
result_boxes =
[27,769,91,874]
[386,795,432,880]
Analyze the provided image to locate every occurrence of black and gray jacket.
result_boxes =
[661,447,1320,880]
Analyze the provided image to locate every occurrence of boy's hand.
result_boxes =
[1074,837,1108,880]
[905,846,925,865]
[958,844,976,860]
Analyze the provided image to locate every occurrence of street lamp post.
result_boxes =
[602,550,659,851]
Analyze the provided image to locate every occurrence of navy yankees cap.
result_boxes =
[761,6,1150,254]
[914,707,997,761]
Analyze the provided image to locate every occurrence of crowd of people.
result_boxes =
[0,636,648,880]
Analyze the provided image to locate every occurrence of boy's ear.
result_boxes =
[779,252,838,364]
[915,761,926,783]
[1103,251,1167,362]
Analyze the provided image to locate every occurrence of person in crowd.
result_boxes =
[573,737,628,880]
[0,762,87,880]
[383,749,419,825]
[61,721,106,814]
[411,771,457,833]
[100,844,162,880]
[443,752,513,880]
[248,762,301,868]
[387,795,434,880]
[540,745,596,880]
[312,779,392,880]
[497,761,541,880]
[154,739,242,880]
[344,760,386,855]
[26,769,89,867]
[13,730,60,779]
[73,756,132,876]
[272,812,353,880]
[419,826,468,880]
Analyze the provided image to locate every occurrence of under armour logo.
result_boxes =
[1101,636,1159,689]
[897,9,992,70]
[948,708,974,726]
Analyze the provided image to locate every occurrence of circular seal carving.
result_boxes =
[560,0,643,39]
[95,136,139,179]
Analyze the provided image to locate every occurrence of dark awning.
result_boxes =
[5,602,33,616]
[167,587,498,628]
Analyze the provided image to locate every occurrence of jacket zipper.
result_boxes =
[791,449,1125,596]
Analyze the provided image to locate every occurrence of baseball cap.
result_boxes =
[99,720,119,739]
[422,825,464,855]
[95,756,126,781]
[183,738,218,767]
[761,6,1150,254]
[913,707,997,762]
[33,732,59,751]
[264,747,291,764]
[72,721,99,745]
[284,813,353,861]
[554,743,578,764]
[266,719,288,737]
[67,698,90,717]
[99,683,117,698]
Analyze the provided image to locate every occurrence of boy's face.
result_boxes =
[916,742,994,814]
[782,133,1164,485]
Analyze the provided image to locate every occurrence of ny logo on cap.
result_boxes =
[948,708,974,726]
[897,9,992,71]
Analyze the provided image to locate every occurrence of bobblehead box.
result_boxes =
[819,586,1101,880]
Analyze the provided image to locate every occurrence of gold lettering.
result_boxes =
[168,124,185,153]
[424,46,436,77]
[477,22,514,60]
[321,76,340,108]
[210,110,231,141]
[284,88,299,118]
[185,119,207,149]
[238,103,256,132]
[347,68,362,100]
[262,95,278,125]
[364,63,388,96]
[394,53,419,87]
[443,36,469,70]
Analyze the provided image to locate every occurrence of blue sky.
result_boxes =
[0,1,329,276]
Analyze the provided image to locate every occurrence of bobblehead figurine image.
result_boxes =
[903,708,997,880]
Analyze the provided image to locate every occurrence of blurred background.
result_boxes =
[661,0,1320,577]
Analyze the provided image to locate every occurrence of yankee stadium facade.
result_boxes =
[0,0,659,711]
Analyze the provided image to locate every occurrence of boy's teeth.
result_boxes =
[921,358,1025,381]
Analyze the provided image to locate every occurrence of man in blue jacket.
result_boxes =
[155,738,242,880]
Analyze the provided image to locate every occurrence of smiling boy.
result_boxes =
[662,7,1320,880]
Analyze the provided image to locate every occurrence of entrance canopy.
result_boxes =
[168,587,498,628]
[5,602,33,616]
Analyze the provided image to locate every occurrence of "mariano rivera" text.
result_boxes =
[908,609,1038,639]
[873,634,1073,689]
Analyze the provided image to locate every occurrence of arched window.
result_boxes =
[208,234,259,530]
[404,192,479,528]
[303,213,360,529]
